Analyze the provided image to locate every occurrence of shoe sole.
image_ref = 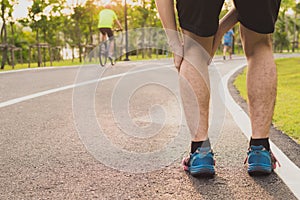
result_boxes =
[190,166,215,177]
[248,165,272,176]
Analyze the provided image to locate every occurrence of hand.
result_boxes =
[212,28,223,56]
[171,43,183,72]
[212,8,238,56]
[174,52,183,72]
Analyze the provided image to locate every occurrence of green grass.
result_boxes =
[0,53,171,71]
[1,58,83,71]
[234,57,300,143]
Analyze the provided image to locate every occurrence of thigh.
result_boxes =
[176,0,224,37]
[239,24,273,57]
[234,0,281,34]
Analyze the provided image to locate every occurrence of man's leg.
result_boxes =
[223,45,227,60]
[240,24,277,175]
[240,24,277,141]
[180,30,215,176]
[101,34,106,42]
[229,46,232,59]
[108,39,114,58]
[180,30,213,142]
[175,0,224,176]
[107,29,114,58]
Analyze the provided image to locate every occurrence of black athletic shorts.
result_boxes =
[99,28,114,39]
[176,0,281,37]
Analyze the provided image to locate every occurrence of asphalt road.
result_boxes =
[0,55,299,199]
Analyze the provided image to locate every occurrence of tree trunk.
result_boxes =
[141,27,145,59]
[292,13,297,52]
[78,43,82,63]
[43,28,46,67]
[76,21,82,62]
[1,5,8,70]
[72,46,75,62]
[36,28,41,67]
[89,24,93,44]
[10,22,15,68]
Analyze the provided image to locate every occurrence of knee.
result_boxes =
[109,36,114,41]
[240,27,273,58]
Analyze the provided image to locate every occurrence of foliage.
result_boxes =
[0,0,299,69]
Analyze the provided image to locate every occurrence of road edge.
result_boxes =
[222,63,300,199]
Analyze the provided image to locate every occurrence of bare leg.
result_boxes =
[240,25,277,139]
[179,30,213,142]
[108,39,114,58]
[223,46,227,60]
[101,34,106,42]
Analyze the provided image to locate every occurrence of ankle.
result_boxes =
[250,137,270,151]
[191,138,211,153]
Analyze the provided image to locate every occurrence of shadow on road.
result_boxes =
[250,173,297,200]
[187,173,236,199]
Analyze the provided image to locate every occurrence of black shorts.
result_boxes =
[99,28,114,39]
[176,0,281,37]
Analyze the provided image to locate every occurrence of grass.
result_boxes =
[234,57,300,143]
[0,53,172,71]
[1,58,83,71]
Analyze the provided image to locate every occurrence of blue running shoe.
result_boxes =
[182,147,215,177]
[245,145,279,176]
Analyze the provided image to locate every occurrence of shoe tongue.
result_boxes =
[250,145,264,150]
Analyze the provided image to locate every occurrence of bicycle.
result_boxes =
[99,29,123,67]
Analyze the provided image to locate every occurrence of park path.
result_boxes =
[0,54,299,199]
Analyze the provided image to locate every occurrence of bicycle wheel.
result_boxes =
[99,42,107,67]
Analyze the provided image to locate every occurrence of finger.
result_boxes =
[174,56,183,72]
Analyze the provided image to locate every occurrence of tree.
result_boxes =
[26,0,48,67]
[0,0,17,69]
[274,0,296,52]
[292,3,300,52]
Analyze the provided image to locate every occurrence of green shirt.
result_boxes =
[98,9,117,28]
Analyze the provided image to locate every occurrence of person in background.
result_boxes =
[98,4,122,61]
[223,28,234,60]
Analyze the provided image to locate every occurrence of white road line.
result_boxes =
[0,65,171,108]
[221,63,300,199]
[213,62,224,65]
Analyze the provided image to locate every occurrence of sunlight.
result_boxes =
[12,0,33,20]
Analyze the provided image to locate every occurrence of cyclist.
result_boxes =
[98,4,122,61]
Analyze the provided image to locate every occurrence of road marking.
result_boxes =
[213,61,224,65]
[221,63,300,199]
[0,65,172,108]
